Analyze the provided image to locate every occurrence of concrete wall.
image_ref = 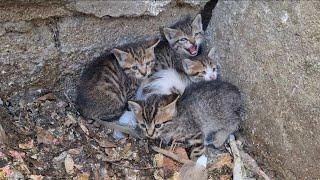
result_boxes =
[206,1,320,179]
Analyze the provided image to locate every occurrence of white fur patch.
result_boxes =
[113,111,136,140]
[204,66,217,81]
[196,154,208,167]
[141,68,189,99]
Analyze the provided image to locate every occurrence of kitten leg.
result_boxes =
[170,139,177,151]
[211,130,230,148]
[190,145,205,160]
[159,139,163,148]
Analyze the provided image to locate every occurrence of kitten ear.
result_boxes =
[158,93,180,123]
[112,48,129,66]
[192,14,203,34]
[182,59,196,74]
[163,28,180,44]
[208,47,220,67]
[128,101,142,114]
[208,47,215,60]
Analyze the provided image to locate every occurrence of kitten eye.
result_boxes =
[132,65,138,70]
[194,32,201,36]
[146,61,151,66]
[155,124,161,129]
[140,123,146,128]
[212,68,216,71]
[202,71,206,74]
[179,38,188,42]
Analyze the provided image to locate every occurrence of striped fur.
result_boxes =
[139,48,220,99]
[76,39,159,121]
[130,81,242,159]
[154,14,205,72]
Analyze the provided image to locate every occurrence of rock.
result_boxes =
[66,1,171,18]
[0,1,203,99]
[206,1,320,179]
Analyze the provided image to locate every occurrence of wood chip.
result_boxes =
[64,154,75,175]
[78,120,89,136]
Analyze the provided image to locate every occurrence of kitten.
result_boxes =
[154,14,205,71]
[76,39,160,121]
[138,48,219,99]
[129,81,241,158]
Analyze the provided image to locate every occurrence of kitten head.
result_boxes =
[128,94,180,139]
[163,14,204,57]
[112,39,160,80]
[182,48,219,82]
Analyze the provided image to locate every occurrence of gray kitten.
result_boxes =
[129,81,242,158]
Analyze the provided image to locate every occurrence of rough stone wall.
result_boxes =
[0,0,207,99]
[206,1,320,179]
[1,1,319,179]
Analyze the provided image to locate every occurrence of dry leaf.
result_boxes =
[0,165,12,177]
[163,147,188,171]
[68,148,81,155]
[76,172,90,180]
[29,174,44,180]
[219,175,232,180]
[78,121,89,136]
[64,113,77,127]
[19,139,34,150]
[153,154,164,167]
[9,150,25,161]
[36,127,61,145]
[208,153,233,170]
[168,171,180,180]
[36,93,56,102]
[64,154,75,175]
[122,143,131,155]
[96,139,116,148]
[74,164,83,170]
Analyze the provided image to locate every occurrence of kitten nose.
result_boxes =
[189,38,196,45]
[210,75,216,80]
[147,129,154,136]
[140,69,147,76]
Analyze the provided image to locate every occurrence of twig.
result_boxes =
[107,161,162,170]
[151,146,193,164]
[96,120,142,139]
[229,134,245,180]
[239,151,271,180]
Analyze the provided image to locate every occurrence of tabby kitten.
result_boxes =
[154,14,205,71]
[129,81,242,158]
[76,39,160,121]
[139,48,219,99]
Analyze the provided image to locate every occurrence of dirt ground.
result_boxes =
[0,88,235,179]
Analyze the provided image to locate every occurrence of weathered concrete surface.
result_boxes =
[0,1,207,98]
[207,1,320,179]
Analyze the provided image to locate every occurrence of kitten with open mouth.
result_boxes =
[187,44,198,56]
[153,14,205,72]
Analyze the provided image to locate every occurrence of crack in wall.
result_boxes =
[201,0,218,31]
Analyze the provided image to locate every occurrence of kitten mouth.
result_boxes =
[187,45,198,56]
